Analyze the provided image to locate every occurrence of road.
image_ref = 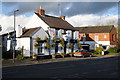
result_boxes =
[2,56,120,79]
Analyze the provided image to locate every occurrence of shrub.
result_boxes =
[107,47,117,53]
[2,50,21,59]
[77,39,80,42]
[16,53,24,60]
[94,47,103,54]
[78,44,82,49]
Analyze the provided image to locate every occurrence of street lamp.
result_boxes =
[13,9,19,63]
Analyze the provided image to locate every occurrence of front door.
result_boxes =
[38,43,42,54]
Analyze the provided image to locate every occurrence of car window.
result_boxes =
[82,50,87,52]
[75,50,79,52]
[79,50,82,52]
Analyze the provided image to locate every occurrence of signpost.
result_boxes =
[12,39,17,46]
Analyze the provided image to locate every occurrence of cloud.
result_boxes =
[2,2,117,17]
[0,14,32,34]
[0,13,118,35]
[66,14,118,27]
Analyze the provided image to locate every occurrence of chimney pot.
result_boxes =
[60,16,65,20]
[37,5,45,16]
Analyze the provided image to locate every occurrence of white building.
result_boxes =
[16,7,79,57]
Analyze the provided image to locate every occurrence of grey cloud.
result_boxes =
[2,2,117,17]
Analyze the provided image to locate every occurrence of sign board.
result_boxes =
[12,39,17,42]
[12,39,17,46]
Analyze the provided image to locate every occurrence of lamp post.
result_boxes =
[13,9,19,63]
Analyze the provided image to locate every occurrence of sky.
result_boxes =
[0,1,119,34]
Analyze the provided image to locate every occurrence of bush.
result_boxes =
[16,53,24,60]
[107,47,117,53]
[2,50,21,59]
[94,47,103,54]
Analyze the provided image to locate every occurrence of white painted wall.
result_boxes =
[96,41,110,45]
[66,30,72,40]
[32,27,49,40]
[16,37,30,57]
[32,27,49,55]
[80,41,110,50]
[74,31,79,39]
[26,13,49,31]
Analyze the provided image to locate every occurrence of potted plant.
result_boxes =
[68,53,74,57]
[45,43,51,49]
[52,54,56,59]
[51,43,56,47]
[32,54,38,60]
[68,43,73,48]
[60,38,65,47]
[60,53,66,58]
[34,43,39,48]
[52,37,57,42]
[44,37,49,42]
[35,37,41,42]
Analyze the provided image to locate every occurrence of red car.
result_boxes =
[74,50,92,57]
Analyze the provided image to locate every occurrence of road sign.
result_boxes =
[12,39,17,41]
[12,39,17,46]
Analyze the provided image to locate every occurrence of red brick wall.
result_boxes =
[79,33,110,41]
[109,27,117,45]
[79,27,117,46]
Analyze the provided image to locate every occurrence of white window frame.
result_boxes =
[94,35,99,41]
[104,35,107,38]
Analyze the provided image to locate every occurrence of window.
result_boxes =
[94,35,99,41]
[104,35,107,38]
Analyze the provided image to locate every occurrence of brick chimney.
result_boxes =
[37,6,45,16]
[22,27,26,34]
[60,16,65,20]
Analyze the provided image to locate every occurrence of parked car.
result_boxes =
[74,50,92,57]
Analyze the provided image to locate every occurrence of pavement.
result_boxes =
[2,54,119,68]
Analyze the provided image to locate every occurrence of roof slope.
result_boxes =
[20,27,40,38]
[35,12,75,30]
[75,25,114,33]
